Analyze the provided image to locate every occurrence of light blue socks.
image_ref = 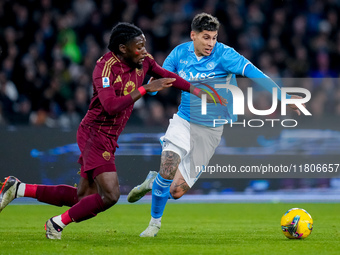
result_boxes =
[151,174,173,218]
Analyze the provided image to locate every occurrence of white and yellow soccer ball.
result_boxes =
[280,208,313,239]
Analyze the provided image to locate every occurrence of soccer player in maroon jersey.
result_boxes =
[0,23,219,239]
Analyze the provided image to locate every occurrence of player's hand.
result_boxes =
[205,92,227,106]
[144,78,175,92]
[288,95,304,116]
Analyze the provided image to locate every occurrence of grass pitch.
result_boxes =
[0,203,339,255]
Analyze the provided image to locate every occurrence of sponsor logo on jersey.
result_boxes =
[189,72,216,80]
[179,70,187,79]
[123,81,136,95]
[114,75,122,84]
[102,77,110,88]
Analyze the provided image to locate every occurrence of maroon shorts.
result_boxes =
[77,124,117,180]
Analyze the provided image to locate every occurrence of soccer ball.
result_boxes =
[280,208,313,239]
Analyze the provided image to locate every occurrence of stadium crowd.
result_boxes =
[0,0,340,128]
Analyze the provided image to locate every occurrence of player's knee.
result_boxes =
[77,189,95,201]
[102,190,120,208]
[170,188,184,200]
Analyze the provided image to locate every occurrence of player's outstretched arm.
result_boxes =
[143,78,174,92]
[98,78,174,115]
[243,64,307,116]
[148,76,227,106]
[128,77,175,101]
[147,57,227,105]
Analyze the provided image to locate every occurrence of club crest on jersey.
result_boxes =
[102,77,110,88]
[102,151,111,161]
[206,62,215,70]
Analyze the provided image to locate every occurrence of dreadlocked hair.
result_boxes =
[108,22,143,54]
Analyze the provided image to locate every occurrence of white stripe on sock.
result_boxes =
[53,215,66,228]
[156,175,172,185]
[155,177,170,188]
[16,183,25,198]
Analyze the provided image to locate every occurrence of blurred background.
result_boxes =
[0,0,340,199]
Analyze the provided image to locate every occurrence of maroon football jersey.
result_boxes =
[80,52,190,142]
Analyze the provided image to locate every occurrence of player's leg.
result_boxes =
[138,115,190,237]
[43,175,96,239]
[66,170,119,223]
[127,166,191,202]
[76,174,98,200]
[127,167,190,203]
[169,168,191,199]
[45,165,119,239]
[128,115,189,204]
[0,176,79,213]
[140,150,180,237]
[151,150,180,216]
[140,122,223,237]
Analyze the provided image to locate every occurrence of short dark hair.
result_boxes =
[191,13,220,33]
[108,22,143,54]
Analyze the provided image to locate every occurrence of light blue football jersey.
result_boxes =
[163,41,285,127]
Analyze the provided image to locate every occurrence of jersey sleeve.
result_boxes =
[162,48,178,73]
[221,47,250,76]
[221,47,291,100]
[146,54,190,92]
[93,63,134,115]
[244,64,292,100]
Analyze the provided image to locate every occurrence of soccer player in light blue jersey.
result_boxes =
[128,13,302,237]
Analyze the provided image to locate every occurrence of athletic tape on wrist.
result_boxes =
[138,86,146,96]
